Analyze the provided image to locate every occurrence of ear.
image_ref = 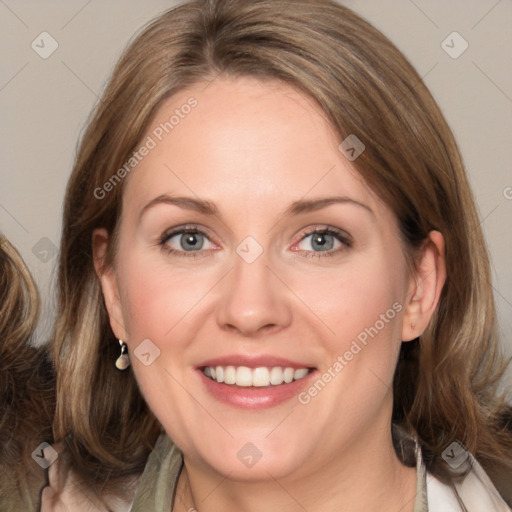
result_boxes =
[92,228,128,341]
[401,230,446,342]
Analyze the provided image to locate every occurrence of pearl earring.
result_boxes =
[115,339,130,370]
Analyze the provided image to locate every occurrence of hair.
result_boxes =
[0,236,56,510]
[53,0,512,507]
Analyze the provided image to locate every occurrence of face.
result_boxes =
[96,76,431,481]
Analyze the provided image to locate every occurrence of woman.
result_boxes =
[45,0,512,510]
[0,236,55,511]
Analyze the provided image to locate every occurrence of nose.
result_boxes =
[216,249,292,338]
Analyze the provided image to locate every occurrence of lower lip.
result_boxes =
[197,369,316,409]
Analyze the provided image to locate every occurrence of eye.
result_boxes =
[293,226,352,258]
[158,224,352,259]
[159,225,215,258]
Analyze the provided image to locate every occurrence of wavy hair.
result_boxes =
[52,0,512,506]
[0,236,55,510]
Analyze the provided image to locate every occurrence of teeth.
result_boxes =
[236,366,253,386]
[203,365,311,387]
[269,367,284,385]
[283,367,294,383]
[294,368,309,380]
[224,366,236,384]
[252,367,269,387]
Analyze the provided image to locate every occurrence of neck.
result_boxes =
[173,421,418,512]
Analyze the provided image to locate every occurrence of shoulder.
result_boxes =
[40,442,139,512]
[426,453,511,512]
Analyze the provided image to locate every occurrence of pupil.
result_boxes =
[313,233,333,251]
[315,234,326,246]
[182,233,202,250]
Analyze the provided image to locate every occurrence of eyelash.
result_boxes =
[158,224,352,259]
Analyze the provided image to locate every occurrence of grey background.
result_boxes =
[1,0,511,391]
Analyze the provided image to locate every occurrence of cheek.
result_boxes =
[294,262,405,428]
[304,247,407,406]
[118,251,211,341]
[306,253,405,348]
[115,254,204,435]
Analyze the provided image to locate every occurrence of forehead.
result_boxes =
[121,76,387,224]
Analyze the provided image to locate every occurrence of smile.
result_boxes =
[202,365,312,387]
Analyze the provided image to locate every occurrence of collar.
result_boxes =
[130,430,430,511]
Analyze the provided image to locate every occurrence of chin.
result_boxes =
[184,434,312,481]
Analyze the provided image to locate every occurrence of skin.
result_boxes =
[94,76,446,512]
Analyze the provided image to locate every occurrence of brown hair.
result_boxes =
[53,0,512,505]
[0,236,55,510]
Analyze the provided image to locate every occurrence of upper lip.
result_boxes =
[197,355,315,370]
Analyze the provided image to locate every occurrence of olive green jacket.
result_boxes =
[38,429,511,511]
[129,433,430,511]
[129,432,511,512]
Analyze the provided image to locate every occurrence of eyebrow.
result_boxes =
[138,194,374,221]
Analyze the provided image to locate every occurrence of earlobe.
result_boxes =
[401,230,446,342]
[92,228,127,341]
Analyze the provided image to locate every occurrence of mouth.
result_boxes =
[196,355,317,408]
[201,365,313,387]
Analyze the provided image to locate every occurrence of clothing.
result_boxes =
[129,434,183,511]
[129,434,428,511]
[426,455,511,511]
[129,433,511,512]
[40,431,511,511]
